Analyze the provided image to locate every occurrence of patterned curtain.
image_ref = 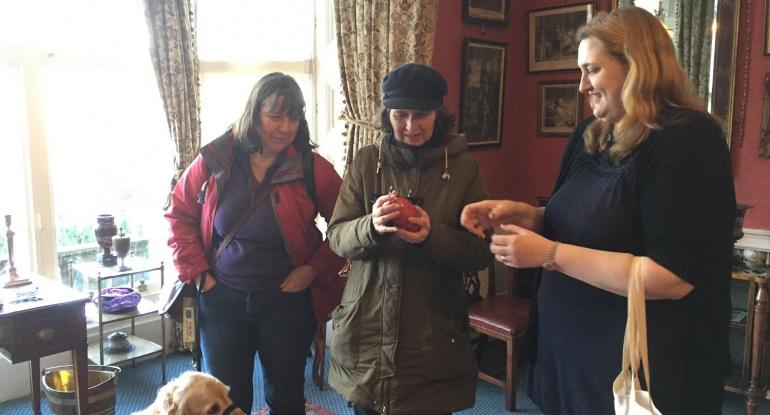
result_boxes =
[334,0,439,169]
[675,0,714,103]
[143,0,201,208]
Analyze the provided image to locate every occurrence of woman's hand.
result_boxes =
[461,200,541,238]
[198,272,217,293]
[371,191,401,235]
[490,224,552,268]
[281,265,318,293]
[396,205,431,244]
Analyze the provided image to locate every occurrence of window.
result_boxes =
[0,1,341,287]
[0,63,32,273]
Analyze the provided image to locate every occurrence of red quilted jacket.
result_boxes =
[164,132,346,321]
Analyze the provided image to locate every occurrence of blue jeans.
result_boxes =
[198,282,316,415]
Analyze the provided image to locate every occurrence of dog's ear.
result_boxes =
[158,379,180,415]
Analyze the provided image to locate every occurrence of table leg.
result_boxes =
[73,343,89,414]
[29,358,41,415]
[746,277,769,415]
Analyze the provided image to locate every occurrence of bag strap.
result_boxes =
[623,257,653,392]
[213,179,274,261]
[301,148,317,206]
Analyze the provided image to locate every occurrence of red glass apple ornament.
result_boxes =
[391,197,420,232]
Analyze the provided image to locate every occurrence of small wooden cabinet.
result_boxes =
[0,275,90,414]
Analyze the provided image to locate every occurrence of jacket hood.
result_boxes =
[380,133,468,174]
[201,130,307,188]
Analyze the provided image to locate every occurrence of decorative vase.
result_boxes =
[743,249,769,272]
[95,214,118,266]
[112,228,131,271]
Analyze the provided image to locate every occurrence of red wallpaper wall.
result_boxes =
[731,0,770,229]
[433,0,769,229]
[431,0,518,199]
[432,0,611,202]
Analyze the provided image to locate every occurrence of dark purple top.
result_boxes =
[211,152,293,292]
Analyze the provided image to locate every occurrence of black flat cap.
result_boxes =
[382,63,448,110]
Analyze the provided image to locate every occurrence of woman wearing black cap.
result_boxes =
[326,63,492,415]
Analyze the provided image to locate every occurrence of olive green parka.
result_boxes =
[327,134,492,415]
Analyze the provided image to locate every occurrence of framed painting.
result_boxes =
[529,3,594,72]
[459,38,507,147]
[537,80,583,136]
[462,0,510,27]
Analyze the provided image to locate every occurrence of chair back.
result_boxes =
[486,262,521,298]
[465,262,520,302]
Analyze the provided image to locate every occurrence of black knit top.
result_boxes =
[530,112,736,415]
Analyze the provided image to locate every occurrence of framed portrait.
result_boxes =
[462,0,510,27]
[537,80,583,136]
[528,3,594,72]
[459,38,507,147]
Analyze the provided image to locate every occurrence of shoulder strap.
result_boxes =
[302,148,317,206]
[197,131,233,204]
[212,181,273,261]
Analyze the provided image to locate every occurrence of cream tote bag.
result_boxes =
[613,257,662,415]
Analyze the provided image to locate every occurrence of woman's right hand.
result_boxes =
[371,191,401,235]
[198,272,217,293]
[461,200,541,238]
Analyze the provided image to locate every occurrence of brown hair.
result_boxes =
[576,7,709,162]
[232,72,314,152]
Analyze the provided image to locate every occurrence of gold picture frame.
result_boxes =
[765,0,770,56]
[463,0,510,27]
[537,80,583,136]
[528,3,595,72]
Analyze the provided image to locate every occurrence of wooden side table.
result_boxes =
[746,274,769,415]
[0,274,89,414]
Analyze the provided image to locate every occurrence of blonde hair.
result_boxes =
[576,7,709,162]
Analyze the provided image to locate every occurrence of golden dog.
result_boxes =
[133,371,247,415]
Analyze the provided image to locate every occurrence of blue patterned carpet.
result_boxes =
[0,348,763,414]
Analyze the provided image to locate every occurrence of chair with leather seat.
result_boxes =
[466,262,531,412]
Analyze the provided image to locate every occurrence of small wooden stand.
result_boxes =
[3,214,31,289]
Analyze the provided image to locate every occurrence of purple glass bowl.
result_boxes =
[97,287,141,313]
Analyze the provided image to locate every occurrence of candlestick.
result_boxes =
[3,214,32,288]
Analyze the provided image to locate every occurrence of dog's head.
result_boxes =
[143,371,246,415]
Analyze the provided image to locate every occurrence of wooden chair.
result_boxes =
[311,321,326,389]
[466,263,531,412]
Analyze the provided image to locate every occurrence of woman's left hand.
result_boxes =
[490,223,552,268]
[280,265,318,292]
[396,205,431,244]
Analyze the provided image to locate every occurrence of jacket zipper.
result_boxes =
[379,379,391,415]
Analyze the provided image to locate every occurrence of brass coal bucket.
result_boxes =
[42,365,121,415]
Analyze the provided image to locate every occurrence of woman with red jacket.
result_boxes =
[165,73,344,415]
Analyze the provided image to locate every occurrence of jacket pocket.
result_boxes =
[330,297,363,369]
[418,309,476,380]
